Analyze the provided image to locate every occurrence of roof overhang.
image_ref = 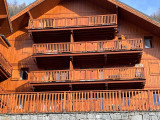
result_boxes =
[10,0,160,36]
[0,0,13,34]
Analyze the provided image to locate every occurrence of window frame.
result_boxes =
[20,68,29,80]
[144,36,153,49]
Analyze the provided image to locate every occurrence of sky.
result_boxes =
[7,0,160,16]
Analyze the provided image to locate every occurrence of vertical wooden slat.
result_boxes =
[1,90,159,114]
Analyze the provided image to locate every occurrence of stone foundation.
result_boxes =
[0,112,159,120]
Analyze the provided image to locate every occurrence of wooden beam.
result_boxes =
[27,11,33,20]
[32,50,143,58]
[0,15,7,19]
[0,36,9,48]
[104,55,107,65]
[30,80,146,86]
[28,25,118,33]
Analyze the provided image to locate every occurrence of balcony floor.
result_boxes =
[29,25,117,33]
[33,50,142,58]
[31,80,145,91]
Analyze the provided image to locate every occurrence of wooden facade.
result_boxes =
[0,0,160,113]
[0,0,12,82]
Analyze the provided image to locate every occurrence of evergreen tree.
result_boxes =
[151,9,160,22]
[7,0,26,17]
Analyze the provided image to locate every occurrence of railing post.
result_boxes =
[85,42,86,52]
[148,90,151,111]
[36,93,39,113]
[119,91,122,111]
[63,92,66,112]
[141,38,144,49]
[142,67,145,79]
[90,91,93,112]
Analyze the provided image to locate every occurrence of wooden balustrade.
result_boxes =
[28,14,117,29]
[0,52,12,77]
[32,39,143,55]
[30,67,145,83]
[0,89,160,114]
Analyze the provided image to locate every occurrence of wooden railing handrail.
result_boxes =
[0,89,160,114]
[32,38,143,55]
[3,89,157,94]
[30,67,144,73]
[0,52,12,75]
[30,67,145,83]
[3,88,160,94]
[30,14,117,21]
[32,38,142,46]
[28,14,117,29]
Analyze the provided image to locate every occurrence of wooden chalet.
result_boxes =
[0,0,12,83]
[0,0,160,114]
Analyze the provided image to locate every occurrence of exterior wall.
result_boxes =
[38,0,113,19]
[0,30,36,92]
[118,19,160,89]
[0,112,159,120]
[0,0,159,92]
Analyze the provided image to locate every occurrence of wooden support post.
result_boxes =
[27,11,33,20]
[69,84,72,91]
[69,57,73,81]
[70,30,74,42]
[104,55,107,67]
[70,30,74,52]
[29,33,34,41]
[105,83,108,90]
[70,56,73,70]
[114,28,118,40]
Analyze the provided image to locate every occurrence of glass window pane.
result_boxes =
[145,39,151,48]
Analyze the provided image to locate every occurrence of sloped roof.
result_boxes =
[10,0,160,36]
[0,0,12,34]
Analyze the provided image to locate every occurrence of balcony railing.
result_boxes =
[30,67,145,83]
[0,89,160,114]
[28,14,117,30]
[32,39,143,56]
[0,52,12,77]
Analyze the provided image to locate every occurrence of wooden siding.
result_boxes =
[0,89,160,113]
[0,0,12,34]
[37,0,114,19]
[0,0,159,92]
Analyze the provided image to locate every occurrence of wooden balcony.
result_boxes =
[28,14,117,32]
[0,52,12,80]
[32,39,143,57]
[0,89,160,114]
[30,67,145,84]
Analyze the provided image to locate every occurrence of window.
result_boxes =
[20,68,29,80]
[144,36,152,48]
